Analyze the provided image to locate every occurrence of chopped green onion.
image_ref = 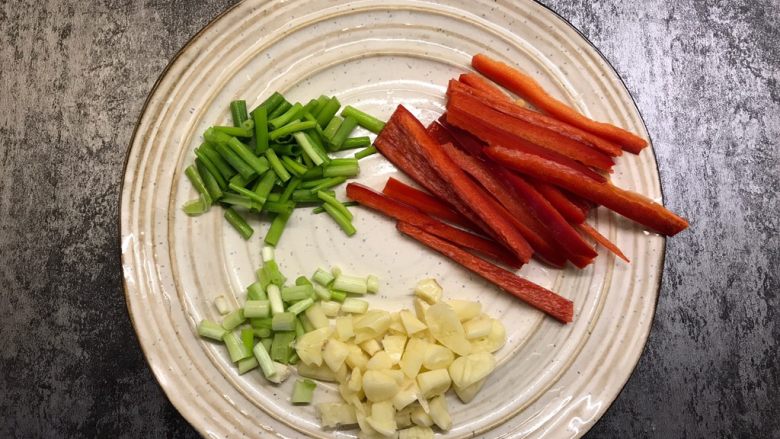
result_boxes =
[315,97,341,128]
[237,356,259,374]
[281,285,314,302]
[267,284,284,315]
[229,172,254,189]
[271,331,296,363]
[281,155,308,176]
[265,208,293,246]
[271,143,302,156]
[322,164,359,178]
[293,131,325,166]
[341,298,369,314]
[310,176,347,193]
[214,296,230,315]
[331,266,342,277]
[272,312,296,331]
[222,308,246,330]
[241,119,254,131]
[218,193,259,210]
[264,260,286,286]
[247,282,267,300]
[228,182,265,206]
[312,284,332,301]
[260,337,273,353]
[241,327,254,351]
[182,198,208,216]
[264,148,291,182]
[262,200,295,215]
[269,120,317,141]
[340,136,371,150]
[197,320,226,340]
[329,158,359,166]
[253,327,272,338]
[250,317,273,330]
[366,275,380,293]
[244,300,270,318]
[292,189,329,203]
[312,201,358,214]
[295,276,312,287]
[250,92,284,117]
[269,102,305,130]
[206,128,269,175]
[267,192,281,203]
[253,339,277,379]
[213,141,256,180]
[256,267,272,290]
[291,378,317,404]
[288,352,300,365]
[329,115,358,150]
[322,116,343,139]
[312,268,335,286]
[185,165,212,207]
[330,290,347,302]
[262,245,275,263]
[223,331,253,362]
[224,207,254,239]
[194,147,230,188]
[279,177,301,204]
[298,314,315,332]
[198,143,236,180]
[253,106,269,154]
[317,191,353,220]
[213,125,253,138]
[230,100,249,126]
[268,100,292,119]
[354,145,377,160]
[301,166,324,180]
[341,105,386,134]
[295,318,306,337]
[333,274,368,295]
[196,159,223,201]
[287,298,314,315]
[322,203,356,236]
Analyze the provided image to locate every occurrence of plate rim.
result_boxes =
[118,0,668,436]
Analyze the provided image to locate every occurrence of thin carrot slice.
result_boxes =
[397,222,574,323]
[382,177,475,230]
[484,146,689,236]
[576,222,630,263]
[383,105,534,263]
[449,79,623,157]
[529,178,588,224]
[458,73,511,102]
[446,85,615,171]
[472,53,647,154]
[346,183,522,268]
[445,105,607,183]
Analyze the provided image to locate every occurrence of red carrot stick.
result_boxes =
[484,146,689,236]
[347,183,522,268]
[446,85,615,171]
[381,105,534,262]
[397,222,574,323]
[382,177,475,230]
[472,53,647,154]
[445,104,607,183]
[576,222,630,263]
[458,72,511,102]
[449,79,623,157]
[529,178,588,224]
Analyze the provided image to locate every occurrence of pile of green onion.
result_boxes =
[197,246,379,404]
[182,92,385,245]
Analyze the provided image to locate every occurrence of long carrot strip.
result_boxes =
[445,105,607,183]
[390,106,534,262]
[472,53,647,154]
[346,183,522,268]
[484,146,689,236]
[446,85,615,171]
[397,222,574,323]
[449,79,623,157]
[530,178,588,224]
[576,222,630,263]
[382,177,476,231]
[458,73,511,102]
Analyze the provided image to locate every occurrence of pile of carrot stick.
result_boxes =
[347,53,689,323]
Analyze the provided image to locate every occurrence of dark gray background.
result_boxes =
[1,0,777,437]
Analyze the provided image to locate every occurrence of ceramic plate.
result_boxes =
[121,0,664,437]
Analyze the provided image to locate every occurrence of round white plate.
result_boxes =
[120,1,665,437]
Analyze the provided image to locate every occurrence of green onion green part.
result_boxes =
[230,100,249,126]
[291,379,317,404]
[288,298,314,315]
[253,340,277,379]
[329,115,358,150]
[265,208,293,246]
[314,97,341,128]
[341,105,386,134]
[264,148,291,182]
[253,106,269,154]
[322,116,343,140]
[197,320,226,340]
[244,300,270,318]
[224,208,253,239]
[281,285,314,302]
[316,190,353,220]
[247,281,267,300]
[340,136,371,150]
[224,331,253,363]
[354,145,377,160]
[271,312,296,331]
[222,308,246,330]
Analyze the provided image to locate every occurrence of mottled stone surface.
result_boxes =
[0,0,777,437]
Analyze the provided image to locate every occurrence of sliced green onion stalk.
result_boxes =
[288,352,300,365]
[302,98,322,117]
[260,337,273,354]
[314,96,341,128]
[256,266,272,290]
[287,297,314,315]
[253,170,278,205]
[272,312,296,331]
[207,128,270,175]
[295,318,306,337]
[312,284,332,301]
[198,143,236,181]
[253,339,277,379]
[269,120,317,141]
[366,275,380,294]
[332,274,368,295]
[213,141,256,180]
[214,296,230,315]
[222,308,246,330]
[271,331,296,363]
[247,282,267,300]
[295,276,312,287]
[241,327,254,352]
[279,177,301,204]
[311,268,335,286]
[265,208,292,247]
[322,115,343,140]
[182,198,209,216]
[341,298,369,314]
[237,356,259,374]
[312,201,358,214]
[269,102,305,130]
[230,100,249,126]
[354,145,377,160]
[270,142,301,156]
[250,92,284,117]
[197,320,226,341]
[317,191,354,221]
[262,200,295,215]
[244,300,270,318]
[262,245,275,263]
[323,163,359,178]
[213,125,253,138]
[185,164,212,207]
[264,260,286,286]
[223,331,253,363]
[268,100,292,119]
[339,136,371,150]
[240,119,254,131]
[281,155,308,176]
[194,148,229,188]
[329,290,347,302]
[250,317,272,330]
[341,105,386,134]
[228,182,265,206]
[300,166,324,181]
[329,115,358,150]
[298,314,315,332]
[267,284,285,315]
[253,327,272,339]
[196,160,223,201]
[294,131,325,166]
[265,148,291,182]
[253,106,269,154]
[308,176,346,193]
[331,266,343,277]
[322,203,356,237]
[281,285,314,302]
[291,378,317,404]
[224,207,254,239]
